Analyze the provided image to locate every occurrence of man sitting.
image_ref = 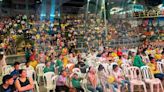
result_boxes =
[10,62,20,80]
[0,74,15,92]
[43,61,54,73]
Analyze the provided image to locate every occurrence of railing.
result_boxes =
[76,37,142,51]
[6,54,25,65]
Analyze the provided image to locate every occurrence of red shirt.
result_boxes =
[117,51,122,57]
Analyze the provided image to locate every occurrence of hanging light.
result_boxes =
[133,0,136,4]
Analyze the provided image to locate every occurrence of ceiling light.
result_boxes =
[133,0,136,4]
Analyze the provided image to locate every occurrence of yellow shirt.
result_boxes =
[63,56,68,68]
[148,63,160,74]
[29,60,38,69]
[155,54,162,60]
[112,53,118,58]
[117,59,122,67]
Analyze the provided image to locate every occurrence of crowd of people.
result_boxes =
[0,14,163,92]
[0,42,164,92]
[0,14,150,55]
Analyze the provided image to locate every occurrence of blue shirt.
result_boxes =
[0,85,15,92]
[10,69,19,78]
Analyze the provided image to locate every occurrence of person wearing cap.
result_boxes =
[0,74,15,92]
[10,62,20,80]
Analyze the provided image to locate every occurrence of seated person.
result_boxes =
[97,64,117,92]
[148,57,164,80]
[56,70,69,92]
[23,61,34,71]
[71,73,84,92]
[0,75,15,92]
[112,64,130,92]
[87,67,103,92]
[133,50,145,68]
[43,61,54,73]
[15,69,34,92]
[29,50,38,69]
[155,49,162,61]
[10,62,20,80]
[56,54,63,74]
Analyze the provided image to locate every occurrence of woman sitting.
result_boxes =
[148,57,164,80]
[15,69,34,92]
[133,50,146,68]
[98,64,118,92]
[87,66,103,92]
[56,70,69,92]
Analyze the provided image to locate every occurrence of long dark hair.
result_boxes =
[98,64,104,71]
[19,69,25,75]
[0,54,3,60]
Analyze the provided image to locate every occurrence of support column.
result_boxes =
[84,0,90,32]
[25,0,29,16]
[50,0,56,22]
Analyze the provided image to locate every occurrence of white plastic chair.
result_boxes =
[109,62,118,74]
[52,75,59,92]
[162,59,164,63]
[19,63,25,69]
[2,65,13,76]
[34,81,40,92]
[23,65,34,71]
[36,63,45,83]
[80,79,90,92]
[157,62,164,73]
[127,66,147,92]
[140,66,164,92]
[43,72,55,92]
[101,63,110,75]
[27,70,37,82]
[121,63,130,77]
[27,69,40,92]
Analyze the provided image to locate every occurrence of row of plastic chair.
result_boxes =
[122,64,164,92]
[96,62,164,92]
[1,65,14,77]
[43,72,58,92]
